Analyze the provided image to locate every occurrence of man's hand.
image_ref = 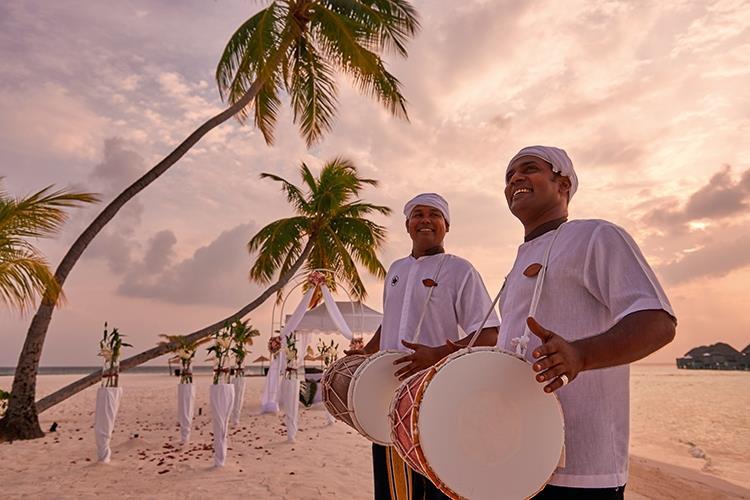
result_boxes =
[527,316,585,393]
[343,348,367,356]
[393,340,449,380]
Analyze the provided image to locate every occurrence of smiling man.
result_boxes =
[349,192,500,500]
[499,145,677,499]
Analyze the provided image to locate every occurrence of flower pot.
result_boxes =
[209,383,235,467]
[230,376,246,427]
[94,386,122,463]
[177,383,196,445]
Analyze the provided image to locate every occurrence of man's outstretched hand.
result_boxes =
[527,316,585,393]
[393,340,449,381]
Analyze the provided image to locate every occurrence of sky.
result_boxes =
[1,0,749,366]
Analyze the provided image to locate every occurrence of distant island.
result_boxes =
[676,342,750,370]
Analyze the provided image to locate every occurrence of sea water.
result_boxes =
[630,364,750,488]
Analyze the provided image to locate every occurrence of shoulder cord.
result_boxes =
[411,253,449,345]
[511,223,566,357]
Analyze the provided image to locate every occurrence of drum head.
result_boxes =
[350,351,404,445]
[419,349,564,499]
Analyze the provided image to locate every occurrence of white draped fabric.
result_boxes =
[210,384,235,467]
[94,386,122,463]
[230,376,246,427]
[177,383,195,445]
[280,376,300,442]
[260,288,315,414]
[321,285,353,339]
[261,285,361,437]
[260,355,281,413]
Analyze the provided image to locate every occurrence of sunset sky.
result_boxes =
[2,0,749,366]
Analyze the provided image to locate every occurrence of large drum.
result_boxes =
[323,350,404,445]
[390,346,565,499]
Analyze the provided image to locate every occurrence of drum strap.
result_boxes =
[466,223,567,352]
[411,254,449,345]
[512,223,566,357]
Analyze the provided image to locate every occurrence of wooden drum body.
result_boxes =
[390,347,565,500]
[323,350,404,445]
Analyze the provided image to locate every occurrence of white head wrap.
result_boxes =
[403,193,450,225]
[506,145,578,200]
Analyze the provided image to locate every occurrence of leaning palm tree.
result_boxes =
[1,1,418,440]
[0,181,98,311]
[27,159,390,427]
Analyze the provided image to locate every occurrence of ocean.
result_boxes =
[630,364,750,488]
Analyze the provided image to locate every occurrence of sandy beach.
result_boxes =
[1,373,748,499]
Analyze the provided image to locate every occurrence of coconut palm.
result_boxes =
[1,1,418,440]
[25,159,390,430]
[229,319,261,373]
[249,157,389,302]
[0,181,98,311]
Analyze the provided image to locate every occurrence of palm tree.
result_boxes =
[249,157,388,302]
[0,181,98,311]
[25,159,390,429]
[1,0,418,440]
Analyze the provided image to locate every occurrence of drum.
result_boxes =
[323,350,404,445]
[390,346,565,500]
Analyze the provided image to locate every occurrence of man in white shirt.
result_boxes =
[499,145,676,499]
[349,192,500,500]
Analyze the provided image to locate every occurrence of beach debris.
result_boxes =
[49,422,58,432]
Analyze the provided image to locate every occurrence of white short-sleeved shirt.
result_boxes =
[498,219,675,488]
[380,253,500,351]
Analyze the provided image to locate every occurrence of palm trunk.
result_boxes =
[0,80,266,442]
[34,239,313,416]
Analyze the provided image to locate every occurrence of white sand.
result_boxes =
[1,373,748,499]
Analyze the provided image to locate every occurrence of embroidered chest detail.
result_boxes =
[523,263,543,277]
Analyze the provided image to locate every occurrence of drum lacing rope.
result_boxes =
[466,223,566,353]
[411,254,449,345]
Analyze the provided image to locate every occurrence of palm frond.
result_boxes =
[319,0,420,57]
[247,216,309,283]
[216,3,283,104]
[289,36,339,146]
[258,171,310,213]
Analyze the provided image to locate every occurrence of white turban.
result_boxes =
[506,145,579,200]
[403,193,450,225]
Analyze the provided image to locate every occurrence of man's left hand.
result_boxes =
[527,316,585,393]
[393,340,448,380]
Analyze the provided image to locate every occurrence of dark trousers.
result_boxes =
[372,443,450,500]
[532,484,626,500]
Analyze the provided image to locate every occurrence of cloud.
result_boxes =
[117,223,261,306]
[658,226,750,285]
[642,165,750,232]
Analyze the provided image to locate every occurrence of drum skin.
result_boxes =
[322,350,404,445]
[390,347,566,500]
[349,350,404,445]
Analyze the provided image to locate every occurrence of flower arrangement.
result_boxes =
[99,323,131,388]
[229,319,260,376]
[158,335,207,384]
[348,336,365,352]
[284,334,298,378]
[207,323,234,385]
[268,335,282,356]
[307,270,327,287]
[317,339,339,368]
